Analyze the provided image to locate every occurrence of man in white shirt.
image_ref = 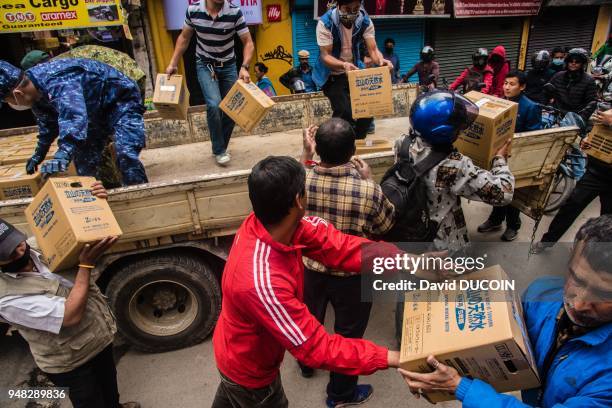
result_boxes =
[312,0,392,139]
[0,182,137,408]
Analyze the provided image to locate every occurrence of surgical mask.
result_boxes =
[0,243,31,273]
[552,58,564,66]
[339,11,358,26]
[8,90,30,111]
[385,46,394,54]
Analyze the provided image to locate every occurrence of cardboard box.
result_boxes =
[454,91,518,169]
[586,124,612,164]
[220,80,275,132]
[355,139,393,155]
[0,164,41,200]
[153,74,190,121]
[400,265,540,403]
[348,67,394,119]
[25,177,123,271]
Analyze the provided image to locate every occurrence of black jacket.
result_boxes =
[548,70,597,121]
[525,68,555,104]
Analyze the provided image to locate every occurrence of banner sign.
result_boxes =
[454,0,543,18]
[0,0,124,33]
[163,0,262,30]
[316,0,452,18]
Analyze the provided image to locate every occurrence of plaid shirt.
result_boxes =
[304,163,395,276]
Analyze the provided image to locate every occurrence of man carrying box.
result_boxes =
[478,70,542,242]
[313,0,392,139]
[166,0,255,166]
[0,182,140,408]
[0,59,148,186]
[399,214,612,407]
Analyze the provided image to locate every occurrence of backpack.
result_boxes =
[381,135,449,242]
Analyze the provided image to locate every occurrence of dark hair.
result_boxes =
[336,0,360,7]
[552,47,564,55]
[315,118,356,165]
[384,38,395,45]
[254,62,268,74]
[248,156,305,226]
[574,214,612,274]
[505,69,527,85]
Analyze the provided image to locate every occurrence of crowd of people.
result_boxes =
[0,0,611,407]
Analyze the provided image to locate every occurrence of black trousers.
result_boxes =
[322,74,373,139]
[542,164,612,243]
[212,372,289,408]
[302,268,373,402]
[488,205,522,230]
[46,344,120,408]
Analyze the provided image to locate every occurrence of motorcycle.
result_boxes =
[590,55,612,99]
[539,102,589,213]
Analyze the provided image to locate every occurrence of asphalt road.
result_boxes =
[0,198,600,408]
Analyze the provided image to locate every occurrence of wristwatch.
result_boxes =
[241,64,250,70]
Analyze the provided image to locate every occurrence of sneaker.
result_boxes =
[326,384,373,408]
[501,228,518,242]
[477,220,503,233]
[120,403,141,408]
[532,241,554,254]
[215,152,230,166]
[300,365,314,378]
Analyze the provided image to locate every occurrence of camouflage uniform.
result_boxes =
[53,45,146,99]
[395,135,515,253]
[28,58,147,186]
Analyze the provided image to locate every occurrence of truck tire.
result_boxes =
[106,252,221,353]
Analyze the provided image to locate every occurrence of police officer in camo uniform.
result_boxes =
[0,59,148,186]
[21,46,148,188]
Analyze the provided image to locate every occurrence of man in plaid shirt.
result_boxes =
[299,118,395,407]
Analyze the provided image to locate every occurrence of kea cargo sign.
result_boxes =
[0,0,123,33]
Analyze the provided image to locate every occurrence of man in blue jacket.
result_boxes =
[399,214,612,407]
[0,59,147,186]
[313,0,392,139]
[478,70,542,241]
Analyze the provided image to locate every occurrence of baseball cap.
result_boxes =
[0,60,23,108]
[0,218,26,261]
[298,50,310,58]
[21,50,50,71]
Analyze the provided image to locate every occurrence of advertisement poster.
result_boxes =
[0,0,124,33]
[163,0,263,31]
[316,0,452,18]
[454,0,543,17]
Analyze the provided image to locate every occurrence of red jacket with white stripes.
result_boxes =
[212,213,390,388]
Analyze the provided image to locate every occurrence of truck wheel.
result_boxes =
[106,253,221,353]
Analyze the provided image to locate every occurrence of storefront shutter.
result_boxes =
[432,18,523,85]
[525,6,598,69]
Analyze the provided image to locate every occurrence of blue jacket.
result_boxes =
[28,58,142,158]
[514,94,542,133]
[456,277,612,407]
[312,8,371,88]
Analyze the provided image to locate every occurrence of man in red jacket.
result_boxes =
[449,48,493,94]
[212,156,401,407]
[488,45,511,98]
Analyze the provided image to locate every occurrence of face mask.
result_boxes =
[300,61,309,69]
[339,11,358,26]
[8,91,31,111]
[1,243,31,273]
[552,58,564,66]
[385,47,394,54]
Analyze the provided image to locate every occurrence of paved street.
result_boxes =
[0,197,600,408]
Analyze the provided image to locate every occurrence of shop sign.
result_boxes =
[316,0,451,18]
[454,0,543,17]
[266,4,281,22]
[0,0,124,33]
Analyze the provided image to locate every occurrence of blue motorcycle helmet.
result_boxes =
[409,90,479,145]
